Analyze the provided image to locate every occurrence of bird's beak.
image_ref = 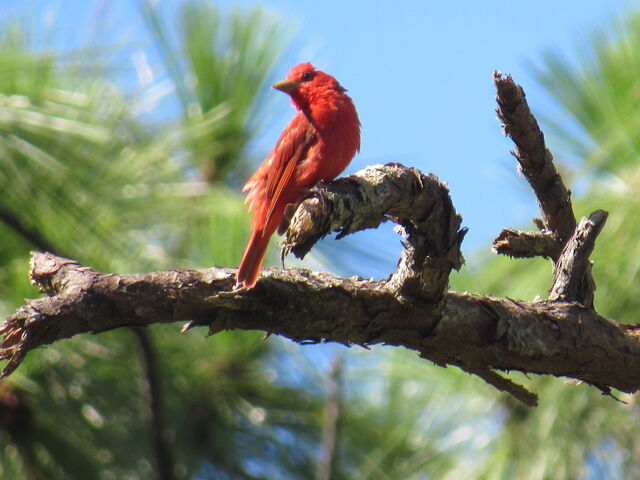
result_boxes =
[272,79,299,94]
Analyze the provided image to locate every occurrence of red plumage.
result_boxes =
[237,63,360,288]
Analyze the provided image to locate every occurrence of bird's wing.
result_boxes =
[263,113,317,228]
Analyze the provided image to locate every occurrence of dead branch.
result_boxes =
[492,229,561,259]
[2,251,640,409]
[494,71,576,246]
[548,210,608,307]
[0,73,633,408]
[493,72,607,309]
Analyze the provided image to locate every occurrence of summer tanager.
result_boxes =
[237,63,360,288]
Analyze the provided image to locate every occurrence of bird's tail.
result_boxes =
[237,230,270,289]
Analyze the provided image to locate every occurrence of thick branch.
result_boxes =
[3,253,640,407]
[283,163,465,305]
[494,72,576,247]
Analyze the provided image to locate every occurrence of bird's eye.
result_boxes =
[301,71,314,82]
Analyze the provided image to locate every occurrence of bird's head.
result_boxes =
[272,62,346,109]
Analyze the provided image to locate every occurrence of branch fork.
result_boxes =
[493,72,607,309]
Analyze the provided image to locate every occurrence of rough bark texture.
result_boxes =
[282,164,466,306]
[1,73,634,407]
[494,71,576,246]
[2,252,639,409]
[492,229,561,259]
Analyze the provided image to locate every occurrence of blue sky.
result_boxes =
[236,0,638,278]
[5,0,638,278]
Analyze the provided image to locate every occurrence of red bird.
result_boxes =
[237,63,360,288]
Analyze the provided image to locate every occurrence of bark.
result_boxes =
[1,74,634,407]
[494,71,576,246]
[492,229,560,259]
[315,357,342,480]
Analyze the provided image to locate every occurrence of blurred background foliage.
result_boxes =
[0,1,639,479]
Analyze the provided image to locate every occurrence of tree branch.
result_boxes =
[493,73,607,308]
[3,251,640,409]
[282,163,466,305]
[492,229,561,259]
[0,73,633,408]
[494,72,576,246]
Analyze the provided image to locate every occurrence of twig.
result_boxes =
[493,229,561,259]
[459,364,538,407]
[494,72,576,247]
[494,73,609,307]
[548,210,608,307]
